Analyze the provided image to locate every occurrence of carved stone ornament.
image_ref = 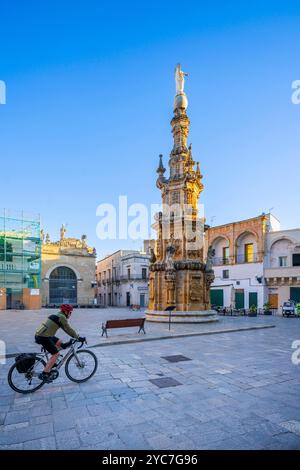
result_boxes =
[189,276,203,302]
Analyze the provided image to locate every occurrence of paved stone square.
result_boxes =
[0,308,300,449]
[0,307,277,355]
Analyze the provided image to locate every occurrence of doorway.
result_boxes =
[210,289,224,307]
[235,290,245,309]
[268,294,278,309]
[290,287,300,303]
[249,292,258,309]
[49,267,77,305]
[6,289,23,309]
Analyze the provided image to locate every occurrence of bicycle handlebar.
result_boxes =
[69,338,87,348]
[77,339,87,350]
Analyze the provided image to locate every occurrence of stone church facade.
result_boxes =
[41,226,96,307]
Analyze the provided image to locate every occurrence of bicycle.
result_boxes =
[7,338,98,394]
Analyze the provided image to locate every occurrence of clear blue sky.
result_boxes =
[0,1,299,258]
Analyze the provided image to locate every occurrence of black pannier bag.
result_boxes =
[15,353,36,373]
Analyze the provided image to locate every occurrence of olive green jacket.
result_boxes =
[35,312,79,339]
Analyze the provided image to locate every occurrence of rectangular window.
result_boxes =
[127,268,131,280]
[279,256,287,267]
[142,268,147,280]
[222,269,229,279]
[4,240,13,262]
[293,254,300,266]
[222,247,229,264]
[244,243,254,263]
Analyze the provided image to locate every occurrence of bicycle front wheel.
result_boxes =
[7,357,46,394]
[65,349,98,383]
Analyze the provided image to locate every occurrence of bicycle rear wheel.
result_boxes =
[65,349,98,383]
[7,357,46,394]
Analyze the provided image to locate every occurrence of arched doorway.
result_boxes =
[49,266,77,305]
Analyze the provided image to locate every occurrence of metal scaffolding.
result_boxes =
[0,209,41,308]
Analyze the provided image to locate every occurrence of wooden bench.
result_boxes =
[101,318,146,337]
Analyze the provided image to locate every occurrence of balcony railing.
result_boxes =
[211,257,231,266]
[99,275,148,285]
[235,253,260,264]
[118,275,148,282]
[212,253,262,266]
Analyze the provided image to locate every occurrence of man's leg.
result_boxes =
[44,352,59,373]
[43,339,62,373]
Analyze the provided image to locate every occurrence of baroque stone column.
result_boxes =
[146,64,218,324]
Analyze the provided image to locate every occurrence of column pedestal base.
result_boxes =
[145,310,219,323]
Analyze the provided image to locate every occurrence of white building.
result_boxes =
[207,214,281,310]
[96,250,150,307]
[265,228,300,309]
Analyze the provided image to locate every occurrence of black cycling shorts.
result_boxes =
[35,335,60,354]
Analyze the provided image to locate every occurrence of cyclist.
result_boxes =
[35,304,85,382]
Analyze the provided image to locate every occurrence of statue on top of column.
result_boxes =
[175,63,188,95]
[60,224,66,240]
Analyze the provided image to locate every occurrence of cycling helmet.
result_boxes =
[60,304,73,315]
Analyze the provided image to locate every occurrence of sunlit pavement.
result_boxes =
[0,308,300,449]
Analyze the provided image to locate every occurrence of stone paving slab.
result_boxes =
[0,308,300,449]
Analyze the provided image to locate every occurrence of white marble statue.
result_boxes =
[175,63,188,95]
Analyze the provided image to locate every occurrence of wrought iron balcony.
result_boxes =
[235,253,260,264]
[212,252,262,266]
[211,257,231,266]
[119,274,149,282]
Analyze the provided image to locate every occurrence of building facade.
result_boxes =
[265,228,300,309]
[96,250,150,307]
[41,226,96,307]
[0,210,42,310]
[206,214,281,310]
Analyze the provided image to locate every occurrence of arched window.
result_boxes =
[210,236,230,266]
[270,238,292,268]
[235,232,257,263]
[49,266,77,305]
